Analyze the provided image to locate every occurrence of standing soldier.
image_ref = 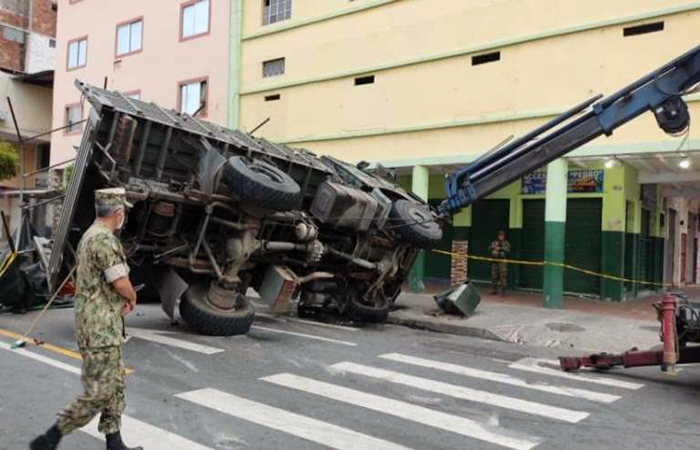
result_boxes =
[30,188,142,450]
[489,230,511,295]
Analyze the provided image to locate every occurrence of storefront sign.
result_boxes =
[522,170,605,194]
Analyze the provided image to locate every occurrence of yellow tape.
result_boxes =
[432,249,673,287]
[0,251,17,277]
[0,328,135,375]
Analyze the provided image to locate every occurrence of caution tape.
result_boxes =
[0,251,17,278]
[432,249,673,288]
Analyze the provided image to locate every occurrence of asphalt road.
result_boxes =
[2,303,700,450]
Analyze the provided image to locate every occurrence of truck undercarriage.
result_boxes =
[48,82,442,336]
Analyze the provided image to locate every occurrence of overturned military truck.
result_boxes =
[48,82,442,336]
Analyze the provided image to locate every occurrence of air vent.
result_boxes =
[265,94,281,102]
[355,75,375,86]
[624,22,664,37]
[472,52,501,66]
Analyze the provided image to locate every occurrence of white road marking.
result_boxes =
[83,415,214,450]
[176,388,412,450]
[510,358,645,390]
[0,341,81,375]
[251,325,357,346]
[255,313,361,332]
[0,341,214,449]
[379,353,619,403]
[262,373,541,450]
[331,362,589,423]
[128,328,225,355]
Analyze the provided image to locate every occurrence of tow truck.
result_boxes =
[440,44,700,373]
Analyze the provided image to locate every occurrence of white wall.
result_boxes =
[25,32,55,74]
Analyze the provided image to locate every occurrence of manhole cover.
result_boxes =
[545,322,585,333]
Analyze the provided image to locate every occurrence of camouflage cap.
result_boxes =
[95,187,133,209]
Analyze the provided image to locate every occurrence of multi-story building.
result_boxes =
[51,0,700,303]
[229,0,700,302]
[0,0,56,239]
[50,0,232,166]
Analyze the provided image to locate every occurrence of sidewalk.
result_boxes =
[388,287,676,354]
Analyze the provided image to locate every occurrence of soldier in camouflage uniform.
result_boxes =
[30,188,142,450]
[489,230,511,295]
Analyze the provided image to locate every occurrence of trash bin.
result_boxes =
[434,282,481,317]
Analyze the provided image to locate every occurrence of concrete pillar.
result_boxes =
[408,165,430,293]
[543,159,568,309]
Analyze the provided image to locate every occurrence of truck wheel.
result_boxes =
[179,284,255,336]
[390,199,442,249]
[222,156,301,211]
[342,285,390,323]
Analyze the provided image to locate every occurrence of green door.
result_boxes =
[520,200,545,289]
[469,199,510,282]
[425,200,454,283]
[564,198,602,294]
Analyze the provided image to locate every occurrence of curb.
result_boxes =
[385,313,504,342]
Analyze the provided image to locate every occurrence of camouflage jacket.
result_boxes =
[489,240,511,259]
[74,221,129,349]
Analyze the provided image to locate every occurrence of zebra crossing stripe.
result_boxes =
[379,353,620,403]
[0,341,81,375]
[262,373,542,450]
[83,415,214,450]
[251,325,358,346]
[176,388,412,450]
[128,328,225,355]
[510,358,645,390]
[331,362,589,423]
[0,342,214,449]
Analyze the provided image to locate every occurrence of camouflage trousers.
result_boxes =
[491,262,508,290]
[56,346,125,435]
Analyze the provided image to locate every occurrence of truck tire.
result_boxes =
[342,284,390,323]
[390,199,443,249]
[179,284,255,336]
[222,156,301,211]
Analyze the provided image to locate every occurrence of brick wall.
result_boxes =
[451,241,469,285]
[0,5,27,72]
[31,0,55,37]
[0,33,23,71]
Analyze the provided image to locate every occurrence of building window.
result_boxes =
[179,78,208,116]
[123,90,141,101]
[116,18,143,57]
[67,37,87,70]
[65,103,83,134]
[263,0,292,26]
[181,0,210,40]
[49,38,56,48]
[263,57,285,78]
[3,26,25,44]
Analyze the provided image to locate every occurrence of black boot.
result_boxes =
[29,424,62,450]
[105,432,143,450]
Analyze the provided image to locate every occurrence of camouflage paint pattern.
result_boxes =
[55,219,130,435]
[74,221,129,349]
[56,347,125,435]
[490,239,511,291]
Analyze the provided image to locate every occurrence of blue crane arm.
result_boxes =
[441,44,700,215]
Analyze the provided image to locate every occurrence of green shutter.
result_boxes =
[564,198,602,294]
[520,200,545,289]
[469,199,510,282]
